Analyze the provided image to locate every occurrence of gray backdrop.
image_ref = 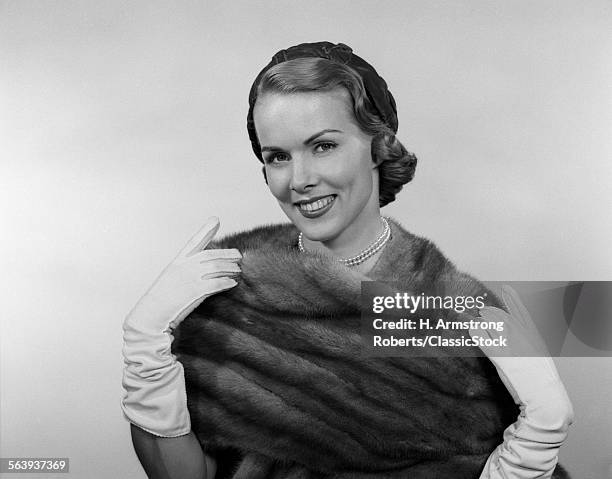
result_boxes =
[1,1,611,478]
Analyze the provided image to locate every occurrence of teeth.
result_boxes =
[299,195,334,212]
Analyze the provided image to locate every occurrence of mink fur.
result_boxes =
[172,218,570,479]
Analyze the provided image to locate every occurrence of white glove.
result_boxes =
[472,285,574,479]
[121,217,241,437]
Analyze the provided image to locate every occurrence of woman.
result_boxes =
[122,42,573,478]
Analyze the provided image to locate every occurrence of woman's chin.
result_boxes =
[283,206,336,236]
[297,220,343,244]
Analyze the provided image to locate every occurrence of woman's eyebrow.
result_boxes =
[303,129,342,145]
[261,146,282,152]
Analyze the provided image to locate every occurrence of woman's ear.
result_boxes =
[370,134,385,168]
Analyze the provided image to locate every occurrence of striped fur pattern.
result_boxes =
[172,219,570,478]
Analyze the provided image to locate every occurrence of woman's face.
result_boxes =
[253,88,379,244]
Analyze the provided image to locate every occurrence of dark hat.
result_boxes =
[247,41,398,162]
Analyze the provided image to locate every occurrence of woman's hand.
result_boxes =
[125,216,242,337]
[471,285,574,479]
[122,216,241,437]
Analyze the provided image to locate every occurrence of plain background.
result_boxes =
[1,1,611,478]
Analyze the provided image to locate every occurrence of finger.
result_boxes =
[203,271,241,281]
[198,248,242,262]
[180,217,220,258]
[200,260,242,278]
[478,306,507,322]
[501,285,531,328]
[201,277,238,295]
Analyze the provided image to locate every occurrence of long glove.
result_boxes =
[121,217,241,437]
[471,285,574,479]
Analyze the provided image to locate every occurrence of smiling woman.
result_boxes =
[255,90,381,267]
[121,42,573,479]
[251,54,416,272]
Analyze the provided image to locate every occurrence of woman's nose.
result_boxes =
[289,155,317,193]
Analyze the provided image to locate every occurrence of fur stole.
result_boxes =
[172,219,570,479]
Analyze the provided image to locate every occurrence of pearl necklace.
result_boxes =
[297,217,391,267]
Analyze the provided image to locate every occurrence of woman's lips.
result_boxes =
[295,195,336,218]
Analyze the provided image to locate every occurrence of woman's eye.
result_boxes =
[314,142,336,153]
[265,152,290,164]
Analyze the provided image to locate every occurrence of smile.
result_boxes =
[297,195,335,211]
[295,195,337,218]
